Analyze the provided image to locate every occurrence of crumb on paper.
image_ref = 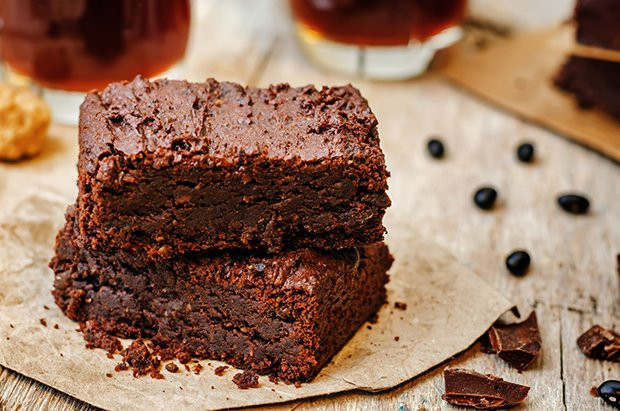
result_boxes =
[193,363,203,375]
[214,365,228,376]
[165,363,179,373]
[105,373,112,378]
[394,336,400,341]
[394,302,407,310]
[39,318,47,327]
[232,370,259,389]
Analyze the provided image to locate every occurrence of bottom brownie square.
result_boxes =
[555,56,620,120]
[50,207,392,382]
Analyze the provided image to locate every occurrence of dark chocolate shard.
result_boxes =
[442,368,530,409]
[577,325,620,362]
[488,311,541,371]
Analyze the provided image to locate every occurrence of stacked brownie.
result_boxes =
[555,0,620,119]
[50,76,392,382]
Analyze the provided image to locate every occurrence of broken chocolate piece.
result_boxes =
[488,311,542,370]
[577,325,620,362]
[443,368,530,409]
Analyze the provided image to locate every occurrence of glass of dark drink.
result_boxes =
[289,0,467,79]
[0,0,191,124]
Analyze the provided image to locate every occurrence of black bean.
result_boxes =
[558,194,590,214]
[473,187,498,210]
[598,380,620,409]
[517,142,535,163]
[427,138,445,159]
[506,250,531,276]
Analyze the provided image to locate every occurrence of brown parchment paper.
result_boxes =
[0,126,513,410]
[440,25,620,161]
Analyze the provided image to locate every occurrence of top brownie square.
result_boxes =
[575,0,620,50]
[77,76,390,254]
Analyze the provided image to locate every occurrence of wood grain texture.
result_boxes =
[1,0,618,409]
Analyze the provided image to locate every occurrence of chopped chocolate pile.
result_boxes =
[442,368,530,409]
[80,320,122,354]
[214,365,228,376]
[577,325,620,362]
[121,339,162,378]
[233,370,260,389]
[488,311,541,370]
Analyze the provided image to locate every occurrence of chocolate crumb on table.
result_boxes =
[53,324,59,329]
[39,318,47,327]
[394,301,407,310]
[487,311,542,371]
[577,325,620,362]
[105,373,112,378]
[192,364,203,375]
[590,386,599,397]
[394,336,400,342]
[442,368,530,409]
[233,370,259,389]
[214,366,228,376]
[43,305,49,310]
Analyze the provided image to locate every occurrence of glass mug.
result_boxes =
[0,0,191,124]
[289,0,467,80]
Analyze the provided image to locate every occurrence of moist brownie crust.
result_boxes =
[78,76,390,254]
[555,56,620,120]
[51,207,392,382]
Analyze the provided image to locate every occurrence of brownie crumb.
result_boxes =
[590,386,599,397]
[80,320,123,354]
[193,364,203,375]
[294,381,302,388]
[184,364,191,372]
[177,351,191,364]
[214,365,229,376]
[106,352,114,359]
[165,363,179,373]
[394,336,400,342]
[105,373,112,378]
[121,339,161,377]
[53,324,59,329]
[366,325,372,330]
[115,362,129,372]
[60,353,64,357]
[394,302,407,310]
[233,370,259,389]
[9,324,14,328]
[39,318,47,327]
[269,375,279,384]
[43,305,49,310]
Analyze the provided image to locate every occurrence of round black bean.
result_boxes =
[517,142,535,163]
[505,250,531,276]
[558,194,590,214]
[598,380,620,409]
[427,138,445,159]
[474,187,498,210]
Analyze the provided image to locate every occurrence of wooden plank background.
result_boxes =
[1,1,618,410]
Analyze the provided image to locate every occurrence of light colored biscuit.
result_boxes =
[0,83,50,161]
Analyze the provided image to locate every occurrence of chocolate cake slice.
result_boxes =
[51,207,392,382]
[77,76,390,255]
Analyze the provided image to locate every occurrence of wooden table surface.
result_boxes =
[1,1,618,410]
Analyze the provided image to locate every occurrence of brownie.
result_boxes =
[51,207,392,382]
[77,76,390,255]
[575,0,620,50]
[555,56,620,120]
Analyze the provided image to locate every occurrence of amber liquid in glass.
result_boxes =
[290,0,466,46]
[0,0,191,92]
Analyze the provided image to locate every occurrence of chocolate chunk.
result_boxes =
[443,368,530,409]
[488,311,541,370]
[233,370,259,389]
[165,363,179,373]
[577,325,620,362]
[214,365,228,376]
